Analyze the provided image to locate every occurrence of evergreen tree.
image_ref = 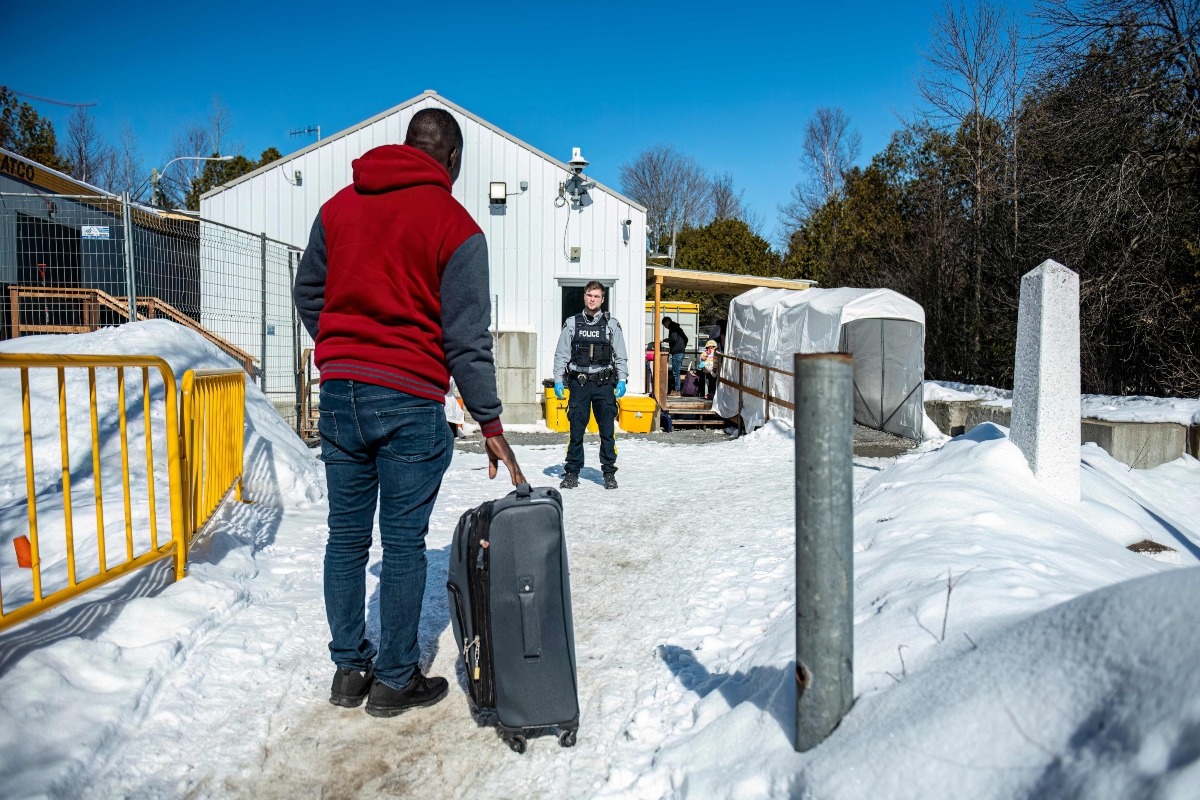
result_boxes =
[0,87,69,171]
[656,219,781,323]
[184,147,283,210]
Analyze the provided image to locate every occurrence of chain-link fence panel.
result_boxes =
[0,194,135,339]
[0,193,309,437]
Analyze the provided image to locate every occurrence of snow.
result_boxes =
[928,380,1200,425]
[2,322,1199,799]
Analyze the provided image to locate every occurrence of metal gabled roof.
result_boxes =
[200,91,646,211]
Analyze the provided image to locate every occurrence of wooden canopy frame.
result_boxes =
[646,266,815,402]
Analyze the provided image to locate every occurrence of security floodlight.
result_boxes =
[489,181,507,205]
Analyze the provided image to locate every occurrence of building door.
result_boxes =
[839,317,924,441]
[560,283,610,325]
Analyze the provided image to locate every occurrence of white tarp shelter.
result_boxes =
[714,286,926,440]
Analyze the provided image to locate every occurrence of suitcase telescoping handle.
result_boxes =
[515,482,532,499]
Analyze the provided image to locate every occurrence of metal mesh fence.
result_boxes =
[0,192,313,438]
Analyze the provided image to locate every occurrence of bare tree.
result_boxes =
[710,172,745,221]
[207,96,233,156]
[805,108,863,205]
[711,172,766,234]
[63,106,114,187]
[153,125,213,206]
[101,123,147,199]
[1035,0,1199,168]
[1023,0,1200,394]
[779,106,862,234]
[618,145,712,265]
[917,0,1016,378]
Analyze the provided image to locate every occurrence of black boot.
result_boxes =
[329,665,374,708]
[560,472,579,489]
[603,473,618,490]
[364,670,449,718]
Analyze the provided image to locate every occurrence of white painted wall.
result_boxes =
[200,92,648,400]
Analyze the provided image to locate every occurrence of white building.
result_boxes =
[200,91,648,422]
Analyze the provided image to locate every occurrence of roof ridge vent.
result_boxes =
[423,89,438,95]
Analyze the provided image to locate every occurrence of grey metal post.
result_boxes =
[120,193,137,321]
[794,352,854,751]
[260,233,268,394]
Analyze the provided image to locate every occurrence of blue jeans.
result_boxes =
[318,380,453,689]
[669,353,685,391]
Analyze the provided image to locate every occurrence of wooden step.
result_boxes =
[660,396,726,428]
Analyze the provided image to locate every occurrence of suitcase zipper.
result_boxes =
[468,501,495,706]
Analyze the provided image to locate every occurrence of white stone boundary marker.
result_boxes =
[1011,259,1080,502]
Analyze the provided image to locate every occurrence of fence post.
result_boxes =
[121,193,137,321]
[765,365,772,422]
[260,233,268,394]
[729,355,739,419]
[794,352,855,752]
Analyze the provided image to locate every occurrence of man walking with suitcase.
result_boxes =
[553,281,629,490]
[294,108,525,718]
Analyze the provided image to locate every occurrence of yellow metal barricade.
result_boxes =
[181,369,246,536]
[0,358,247,632]
[0,355,187,630]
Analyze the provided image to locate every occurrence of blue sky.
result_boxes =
[4,0,1035,244]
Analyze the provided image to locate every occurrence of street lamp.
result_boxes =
[150,155,234,207]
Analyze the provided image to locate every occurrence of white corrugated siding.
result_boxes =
[201,94,648,398]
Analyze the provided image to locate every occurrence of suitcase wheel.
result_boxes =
[503,733,527,754]
[558,729,577,748]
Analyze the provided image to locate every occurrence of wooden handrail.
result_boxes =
[717,352,796,414]
[8,286,258,376]
[132,296,257,371]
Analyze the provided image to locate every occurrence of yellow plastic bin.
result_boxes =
[617,395,657,433]
[544,386,598,433]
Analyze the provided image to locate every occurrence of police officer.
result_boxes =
[553,280,629,490]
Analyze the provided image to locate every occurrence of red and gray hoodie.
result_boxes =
[293,144,503,437]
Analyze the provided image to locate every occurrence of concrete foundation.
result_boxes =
[1080,418,1187,470]
[470,330,540,425]
[923,399,980,437]
[965,403,1012,431]
[924,399,1191,470]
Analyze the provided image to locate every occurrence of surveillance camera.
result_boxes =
[622,219,632,226]
[568,146,589,175]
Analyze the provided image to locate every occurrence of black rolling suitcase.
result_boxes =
[447,482,579,753]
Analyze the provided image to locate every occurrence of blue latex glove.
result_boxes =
[614,380,626,399]
[554,381,565,400]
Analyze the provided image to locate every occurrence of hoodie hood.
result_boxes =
[352,144,452,194]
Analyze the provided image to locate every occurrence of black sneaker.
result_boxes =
[560,472,579,489]
[330,665,374,708]
[603,473,618,490]
[364,670,449,718]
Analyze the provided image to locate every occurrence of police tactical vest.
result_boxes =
[570,313,613,368]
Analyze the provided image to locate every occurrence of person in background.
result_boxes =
[661,316,688,395]
[294,107,525,719]
[444,377,465,438]
[698,338,719,400]
[645,344,655,395]
[553,280,629,490]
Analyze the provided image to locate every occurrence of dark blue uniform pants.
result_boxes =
[565,375,618,476]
